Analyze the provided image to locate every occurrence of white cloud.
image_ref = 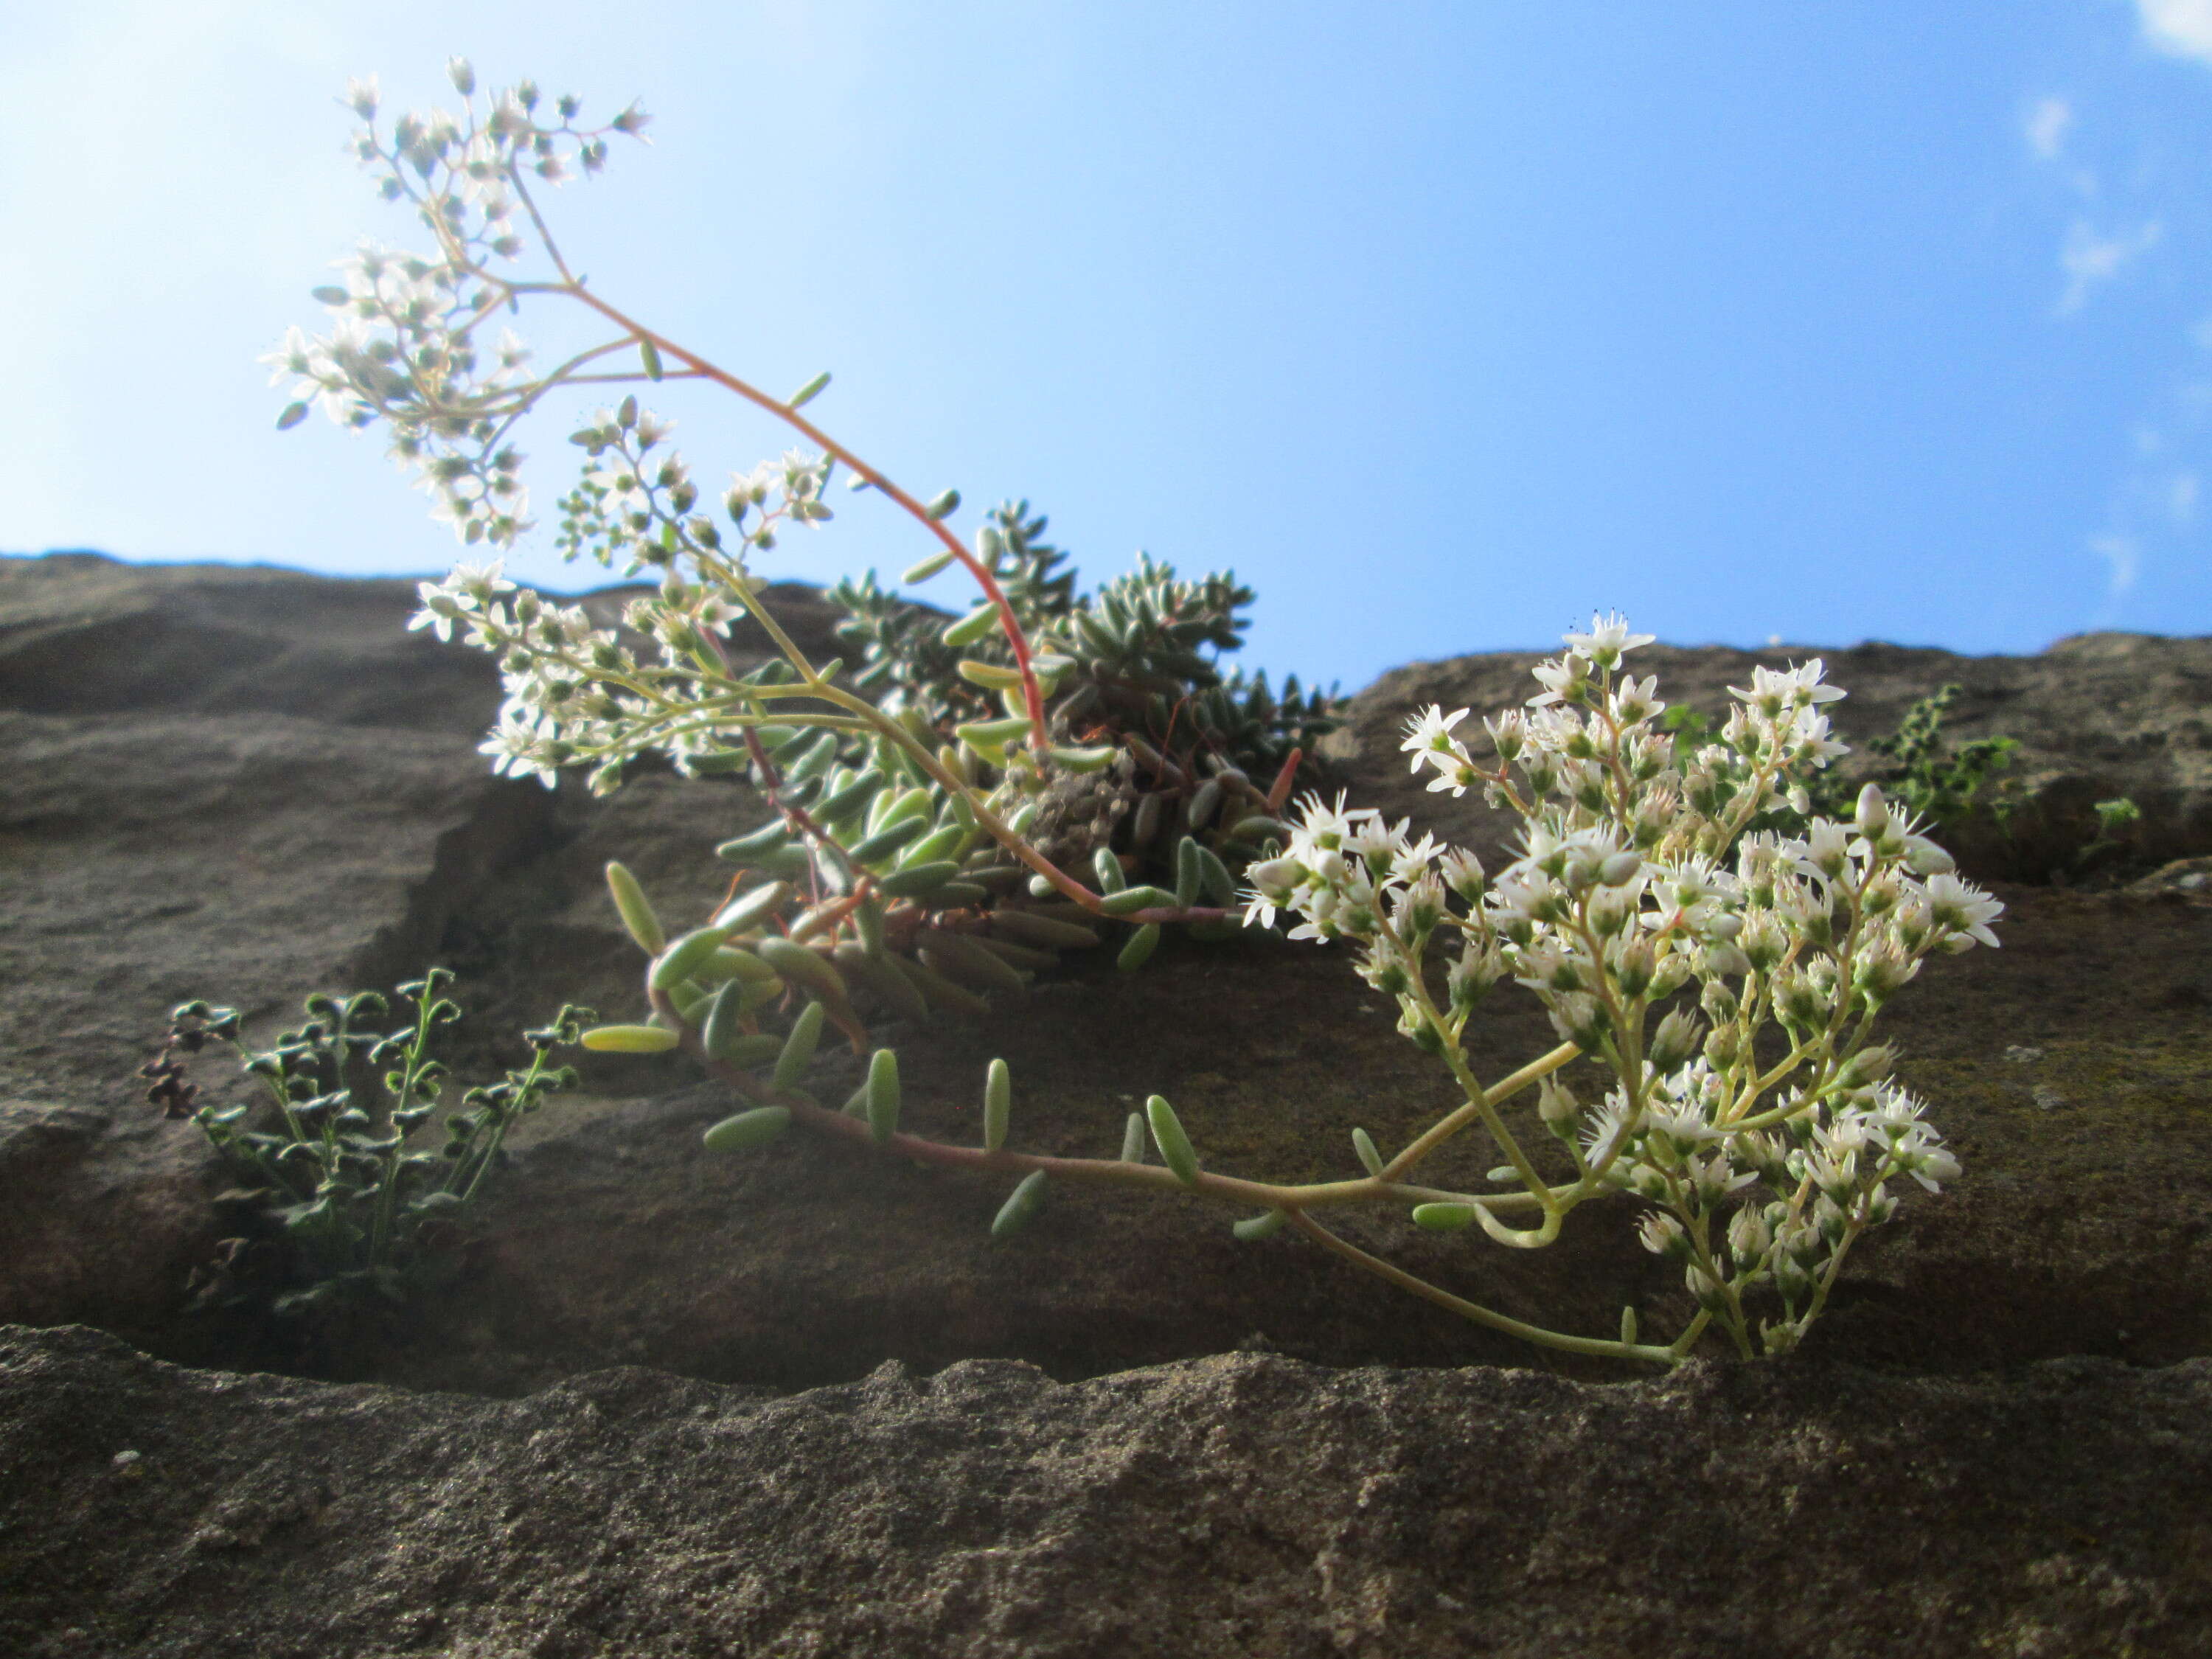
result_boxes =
[2025,96,2073,159]
[2090,533,2140,617]
[2139,0,2212,64]
[2171,471,2200,524]
[2056,219,2163,314]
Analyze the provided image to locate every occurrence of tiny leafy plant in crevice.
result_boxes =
[142,971,585,1318]
[1664,681,2020,840]
[1801,683,2021,832]
[247,60,2013,1369]
[2071,794,2145,878]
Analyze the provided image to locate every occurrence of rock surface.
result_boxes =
[1330,634,2212,880]
[4,551,2211,1654]
[3,1323,2208,1659]
[0,554,835,1356]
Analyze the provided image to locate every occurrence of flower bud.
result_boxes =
[1784,1220,1826,1269]
[1638,1212,1691,1259]
[1647,1007,1703,1074]
[1649,953,1693,998]
[1837,1043,1897,1088]
[1854,783,1891,838]
[1703,942,1753,981]
[1537,1076,1579,1129]
[1685,1265,1731,1312]
[1904,838,1955,876]
[1610,937,1656,999]
[1815,1194,1849,1247]
[1727,1205,1773,1266]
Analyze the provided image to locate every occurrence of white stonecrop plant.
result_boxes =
[1240,616,1993,1359]
[264,62,2001,1369]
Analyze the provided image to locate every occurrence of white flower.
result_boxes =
[1388,831,1445,888]
[1729,658,1845,716]
[1344,813,1411,867]
[1727,1205,1773,1260]
[1239,856,1303,930]
[1608,673,1662,725]
[1527,657,1587,708]
[1921,872,2003,950]
[408,585,464,641]
[479,703,564,788]
[1638,1212,1688,1257]
[1438,846,1486,902]
[1900,1144,1961,1194]
[1402,705,1470,772]
[449,557,515,604]
[1646,1103,1721,1158]
[1289,790,1375,852]
[1787,709,1849,768]
[1580,1095,1637,1167]
[1563,611,1655,666]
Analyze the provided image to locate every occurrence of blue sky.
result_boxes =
[5,1,2212,691]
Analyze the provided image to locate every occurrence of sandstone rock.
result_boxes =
[1,1324,2207,1658]
[1330,635,2212,880]
[3,551,2210,1654]
[5,549,2210,1383]
[0,554,827,1354]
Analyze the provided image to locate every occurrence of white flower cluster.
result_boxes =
[1241,615,1999,1356]
[406,547,754,793]
[401,395,852,794]
[264,247,536,545]
[264,64,650,549]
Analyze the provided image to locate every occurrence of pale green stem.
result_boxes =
[1287,1209,1681,1367]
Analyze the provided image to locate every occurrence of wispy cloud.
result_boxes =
[2024,95,2073,159]
[2034,8,2212,630]
[2087,428,2199,623]
[2022,93,2097,201]
[2138,0,2212,64]
[2056,218,2163,315]
[2089,533,2140,620]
